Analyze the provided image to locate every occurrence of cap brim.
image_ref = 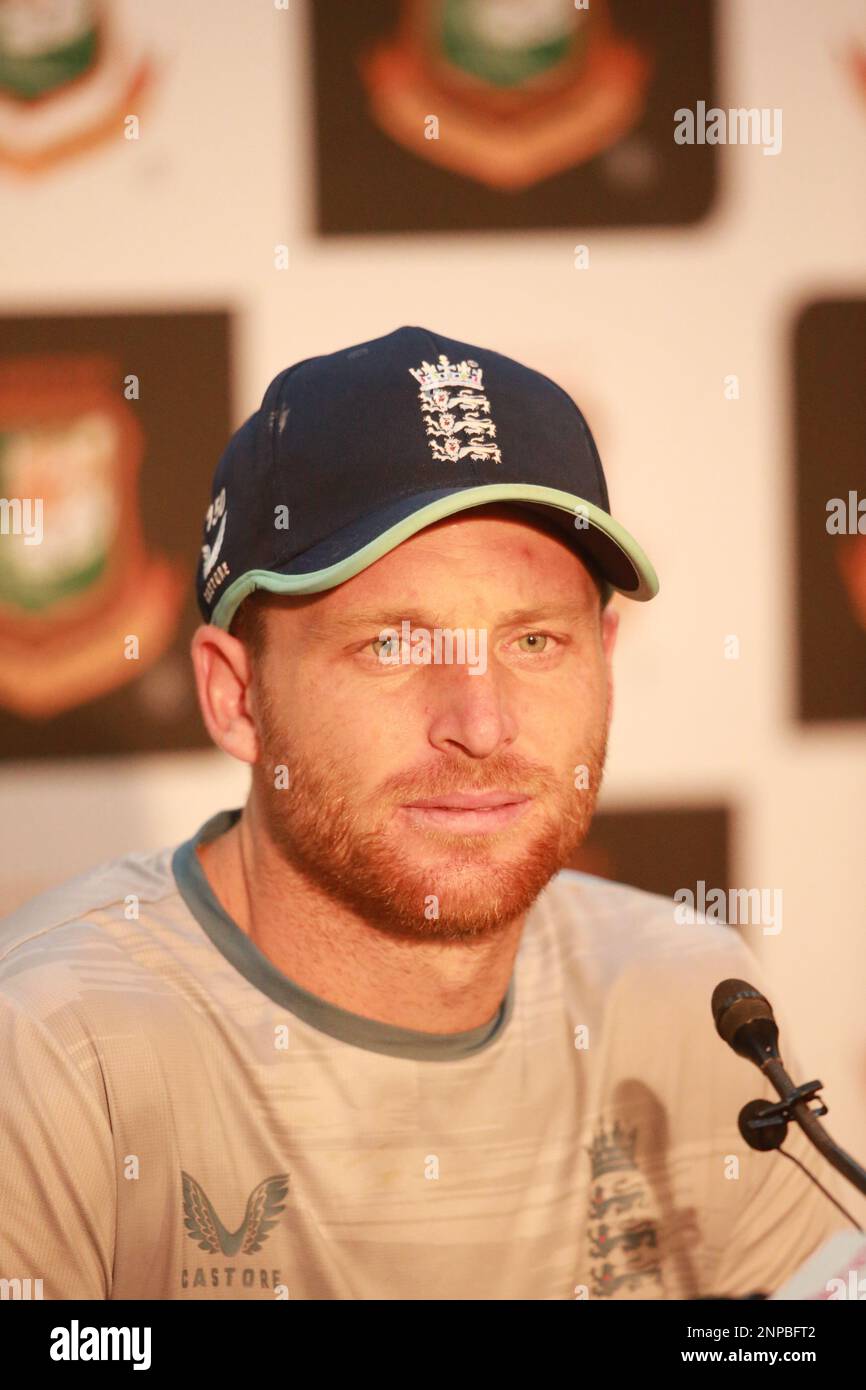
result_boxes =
[210,483,659,630]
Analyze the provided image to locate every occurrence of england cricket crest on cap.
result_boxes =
[409,354,501,464]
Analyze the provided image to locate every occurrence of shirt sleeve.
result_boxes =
[0,992,116,1299]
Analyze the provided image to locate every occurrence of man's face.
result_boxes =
[249,507,618,940]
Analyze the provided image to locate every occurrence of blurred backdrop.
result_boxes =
[1,0,865,1216]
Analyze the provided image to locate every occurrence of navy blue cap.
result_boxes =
[196,326,659,628]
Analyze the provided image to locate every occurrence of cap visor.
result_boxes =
[210,483,659,629]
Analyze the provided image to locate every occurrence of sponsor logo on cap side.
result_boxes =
[201,512,226,579]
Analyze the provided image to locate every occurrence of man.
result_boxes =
[0,327,847,1300]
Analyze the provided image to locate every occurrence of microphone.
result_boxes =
[712,978,866,1209]
[711,978,781,1068]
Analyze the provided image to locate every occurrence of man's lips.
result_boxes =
[402,791,530,810]
[400,791,532,835]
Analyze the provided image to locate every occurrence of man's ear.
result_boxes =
[190,624,259,765]
[601,601,619,662]
[600,602,619,732]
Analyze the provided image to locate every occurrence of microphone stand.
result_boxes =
[698,980,866,1300]
[739,1059,866,1199]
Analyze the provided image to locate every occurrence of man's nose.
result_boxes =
[424,662,519,759]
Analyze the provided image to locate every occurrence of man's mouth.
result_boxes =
[400,791,532,834]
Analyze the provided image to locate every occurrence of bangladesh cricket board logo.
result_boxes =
[0,353,186,719]
[0,0,153,174]
[359,0,651,190]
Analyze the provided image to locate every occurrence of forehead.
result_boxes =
[262,506,601,633]
[355,503,597,591]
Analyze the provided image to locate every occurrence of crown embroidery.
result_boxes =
[585,1118,663,1297]
[588,1120,639,1179]
[409,354,502,465]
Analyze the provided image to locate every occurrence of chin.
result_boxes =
[367,834,569,936]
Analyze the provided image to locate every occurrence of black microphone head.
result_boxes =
[712,978,774,1044]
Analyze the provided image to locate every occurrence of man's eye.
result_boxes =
[515,632,551,654]
[370,635,399,660]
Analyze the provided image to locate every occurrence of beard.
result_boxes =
[251,685,610,942]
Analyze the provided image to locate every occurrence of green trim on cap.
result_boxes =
[210,483,659,631]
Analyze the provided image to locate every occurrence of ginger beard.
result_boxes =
[251,680,611,942]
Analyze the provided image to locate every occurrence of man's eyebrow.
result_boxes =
[491,603,597,628]
[327,603,595,634]
[326,609,452,635]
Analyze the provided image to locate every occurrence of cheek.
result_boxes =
[294,668,412,768]
[521,662,607,733]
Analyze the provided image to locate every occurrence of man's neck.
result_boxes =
[194,804,526,1035]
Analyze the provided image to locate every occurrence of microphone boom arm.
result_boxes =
[712,977,866,1203]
